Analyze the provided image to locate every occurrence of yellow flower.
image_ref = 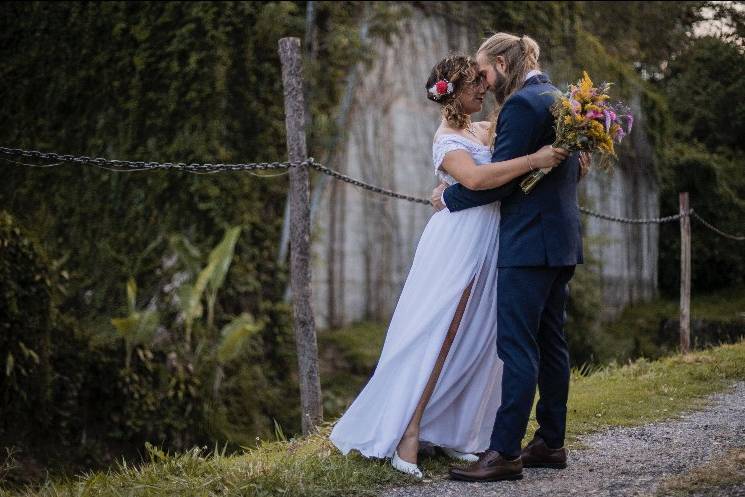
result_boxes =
[577,71,594,100]
[589,120,605,133]
[581,71,594,87]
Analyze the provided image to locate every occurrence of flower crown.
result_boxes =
[428,79,454,100]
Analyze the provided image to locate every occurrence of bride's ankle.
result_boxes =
[401,427,420,441]
[396,432,420,461]
[397,433,418,448]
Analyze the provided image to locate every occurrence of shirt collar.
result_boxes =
[524,69,542,82]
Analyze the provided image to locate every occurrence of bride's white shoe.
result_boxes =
[439,447,479,462]
[391,451,423,479]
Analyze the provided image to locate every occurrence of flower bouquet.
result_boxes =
[520,71,634,194]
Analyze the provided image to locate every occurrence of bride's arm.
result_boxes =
[441,145,568,191]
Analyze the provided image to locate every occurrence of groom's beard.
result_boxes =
[491,70,509,105]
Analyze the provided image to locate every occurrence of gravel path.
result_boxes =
[382,382,745,497]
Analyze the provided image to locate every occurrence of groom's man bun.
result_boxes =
[425,55,480,129]
[477,33,541,105]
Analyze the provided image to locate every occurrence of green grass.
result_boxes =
[317,322,386,419]
[592,287,745,363]
[560,342,745,444]
[4,339,745,497]
[318,321,386,373]
[607,287,745,332]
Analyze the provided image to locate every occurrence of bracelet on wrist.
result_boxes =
[527,154,535,171]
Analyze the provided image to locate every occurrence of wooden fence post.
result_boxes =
[278,37,323,434]
[679,192,691,354]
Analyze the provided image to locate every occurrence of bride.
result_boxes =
[329,55,567,478]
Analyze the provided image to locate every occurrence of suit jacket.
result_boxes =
[442,73,583,267]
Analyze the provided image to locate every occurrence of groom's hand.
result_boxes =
[431,182,448,211]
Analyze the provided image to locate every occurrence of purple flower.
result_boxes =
[614,127,626,143]
[626,114,634,133]
[602,109,618,133]
[569,98,581,114]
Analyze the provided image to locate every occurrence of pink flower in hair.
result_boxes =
[428,79,454,100]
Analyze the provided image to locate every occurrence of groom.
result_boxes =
[431,33,583,481]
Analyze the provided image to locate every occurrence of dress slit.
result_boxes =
[398,278,476,448]
[428,278,475,392]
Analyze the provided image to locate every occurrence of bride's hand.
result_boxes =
[531,145,569,170]
[431,181,448,211]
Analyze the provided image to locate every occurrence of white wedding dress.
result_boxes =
[330,134,504,458]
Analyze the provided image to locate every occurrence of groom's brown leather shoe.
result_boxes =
[521,436,568,469]
[448,450,523,482]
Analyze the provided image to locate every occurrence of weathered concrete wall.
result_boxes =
[311,9,659,328]
[578,90,660,318]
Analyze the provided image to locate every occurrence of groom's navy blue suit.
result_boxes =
[443,73,583,458]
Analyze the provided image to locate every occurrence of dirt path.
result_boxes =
[382,382,745,497]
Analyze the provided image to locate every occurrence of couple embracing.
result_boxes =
[330,32,584,482]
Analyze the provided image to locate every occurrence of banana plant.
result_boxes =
[205,227,242,331]
[168,234,202,275]
[212,313,264,396]
[216,313,264,364]
[179,227,241,350]
[111,278,159,369]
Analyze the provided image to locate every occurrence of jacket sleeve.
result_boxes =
[442,94,540,212]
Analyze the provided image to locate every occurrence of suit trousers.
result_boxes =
[489,265,576,457]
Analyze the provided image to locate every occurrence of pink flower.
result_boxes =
[569,98,581,114]
[586,109,603,120]
[435,80,449,95]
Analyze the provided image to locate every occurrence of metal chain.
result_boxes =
[690,210,745,241]
[579,206,688,224]
[0,147,304,173]
[4,146,744,232]
[306,160,430,205]
[0,146,431,204]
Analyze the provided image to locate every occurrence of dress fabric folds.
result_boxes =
[330,135,504,458]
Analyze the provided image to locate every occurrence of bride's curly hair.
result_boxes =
[425,55,480,129]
